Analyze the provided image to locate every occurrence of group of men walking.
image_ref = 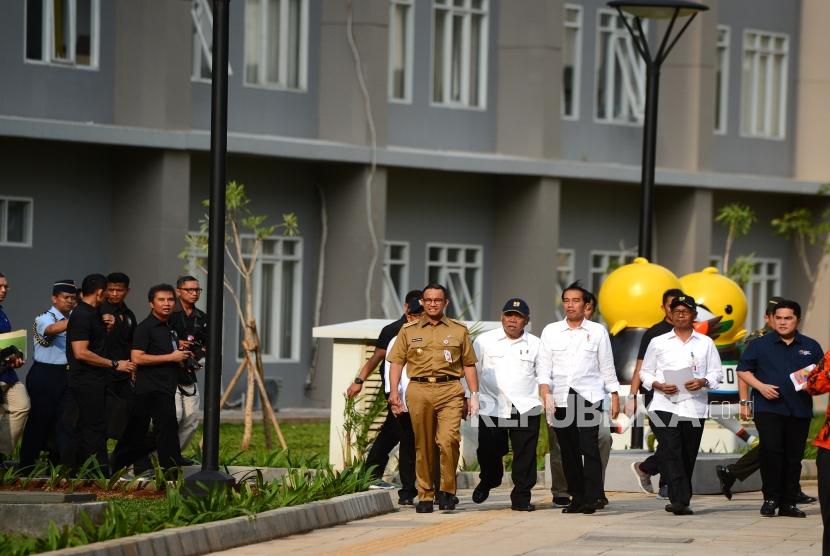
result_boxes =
[0,272,206,475]
[352,281,829,524]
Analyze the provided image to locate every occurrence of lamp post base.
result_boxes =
[182,469,235,498]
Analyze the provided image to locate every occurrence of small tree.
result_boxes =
[183,181,299,451]
[715,203,757,280]
[771,206,830,283]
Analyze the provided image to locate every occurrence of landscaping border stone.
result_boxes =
[49,490,395,556]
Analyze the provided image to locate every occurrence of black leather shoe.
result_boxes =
[665,503,693,515]
[597,496,609,509]
[797,491,817,505]
[552,496,571,508]
[716,465,735,501]
[562,503,586,514]
[472,485,490,504]
[581,502,597,514]
[760,499,778,517]
[511,503,535,512]
[437,491,457,510]
[778,504,806,518]
[415,501,434,513]
[398,497,415,506]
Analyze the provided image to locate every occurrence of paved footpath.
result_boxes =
[211,482,823,556]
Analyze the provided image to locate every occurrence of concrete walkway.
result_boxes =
[210,483,823,556]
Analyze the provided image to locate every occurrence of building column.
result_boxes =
[319,164,387,324]
[495,0,561,159]
[490,176,561,326]
[110,150,191,298]
[654,187,712,276]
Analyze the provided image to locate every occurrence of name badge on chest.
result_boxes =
[443,349,452,363]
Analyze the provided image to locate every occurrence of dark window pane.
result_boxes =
[6,201,28,244]
[26,0,43,61]
[75,0,92,65]
[280,261,295,359]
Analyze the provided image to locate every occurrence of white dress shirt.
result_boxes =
[383,335,410,412]
[640,329,722,419]
[473,327,543,418]
[538,318,620,406]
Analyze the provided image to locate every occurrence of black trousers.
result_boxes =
[65,370,109,470]
[639,452,667,488]
[365,405,417,499]
[477,407,540,506]
[19,362,72,468]
[729,443,761,481]
[817,448,830,554]
[649,411,704,507]
[137,390,182,469]
[754,411,810,505]
[109,378,154,471]
[553,390,604,505]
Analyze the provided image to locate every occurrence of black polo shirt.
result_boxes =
[376,315,406,351]
[637,319,674,360]
[171,304,207,385]
[100,301,137,375]
[132,313,180,396]
[737,331,824,418]
[66,301,108,374]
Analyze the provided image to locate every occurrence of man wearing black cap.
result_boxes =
[65,274,136,472]
[640,295,722,515]
[346,290,422,498]
[471,298,542,511]
[18,280,76,468]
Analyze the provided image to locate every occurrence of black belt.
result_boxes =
[409,375,461,384]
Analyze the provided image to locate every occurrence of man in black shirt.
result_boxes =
[172,276,208,453]
[627,288,684,497]
[346,289,421,504]
[65,274,136,472]
[131,284,191,470]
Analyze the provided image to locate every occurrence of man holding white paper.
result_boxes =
[640,295,722,515]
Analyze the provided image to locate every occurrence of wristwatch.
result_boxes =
[739,400,751,406]
[353,377,364,385]
[110,359,118,370]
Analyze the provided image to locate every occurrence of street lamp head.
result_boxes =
[607,0,708,20]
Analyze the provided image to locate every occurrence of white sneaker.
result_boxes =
[630,462,654,494]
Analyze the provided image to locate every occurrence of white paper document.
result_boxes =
[663,367,696,403]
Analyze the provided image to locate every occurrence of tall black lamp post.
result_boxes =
[606,0,708,448]
[184,0,234,495]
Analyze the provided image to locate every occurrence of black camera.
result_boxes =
[184,333,206,372]
[0,345,24,367]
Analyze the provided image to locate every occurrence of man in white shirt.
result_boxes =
[539,282,620,514]
[471,298,543,512]
[640,295,722,515]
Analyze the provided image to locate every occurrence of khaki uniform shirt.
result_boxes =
[387,315,477,378]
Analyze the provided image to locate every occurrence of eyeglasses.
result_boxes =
[180,288,203,293]
[422,298,445,305]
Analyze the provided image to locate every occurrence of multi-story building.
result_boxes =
[1,0,827,407]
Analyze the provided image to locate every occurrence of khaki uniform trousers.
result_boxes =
[406,380,464,501]
[0,382,31,456]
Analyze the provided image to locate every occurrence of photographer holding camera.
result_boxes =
[131,284,192,470]
[172,276,206,455]
[0,273,30,464]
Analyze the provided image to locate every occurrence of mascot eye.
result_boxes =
[725,304,733,315]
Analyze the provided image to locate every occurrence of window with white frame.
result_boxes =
[244,0,308,89]
[589,249,636,294]
[715,25,730,134]
[389,0,414,102]
[25,0,99,68]
[432,0,489,108]
[740,30,789,139]
[234,236,303,361]
[191,0,234,81]
[562,5,582,119]
[744,257,781,331]
[0,197,34,247]
[426,243,482,320]
[383,241,410,319]
[595,9,646,124]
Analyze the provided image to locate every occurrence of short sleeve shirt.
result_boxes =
[132,313,180,395]
[376,316,406,351]
[737,331,824,418]
[66,301,108,373]
[34,307,68,365]
[386,315,477,378]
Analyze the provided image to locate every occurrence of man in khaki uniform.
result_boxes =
[388,283,479,513]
